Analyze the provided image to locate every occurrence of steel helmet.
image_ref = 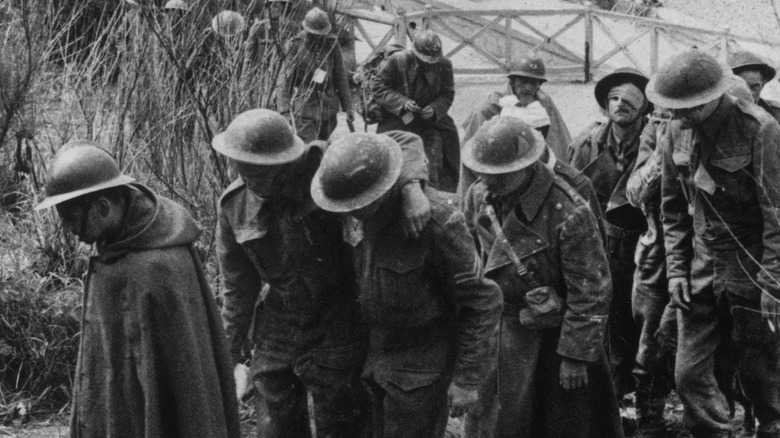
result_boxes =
[646,50,732,109]
[212,109,306,165]
[302,7,331,35]
[212,10,245,37]
[412,30,443,64]
[35,141,135,211]
[507,54,546,82]
[311,132,403,212]
[729,50,776,81]
[462,116,546,174]
[594,66,653,115]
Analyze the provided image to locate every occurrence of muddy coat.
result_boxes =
[568,118,649,396]
[70,185,240,438]
[661,95,780,435]
[277,31,352,142]
[463,163,622,438]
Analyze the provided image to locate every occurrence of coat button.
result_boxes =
[535,239,542,245]
[555,203,562,210]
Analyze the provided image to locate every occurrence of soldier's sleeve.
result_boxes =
[216,204,263,364]
[430,59,455,122]
[660,126,693,279]
[627,119,665,207]
[330,41,353,113]
[753,119,780,298]
[557,203,611,362]
[372,52,411,116]
[382,130,429,185]
[431,205,503,389]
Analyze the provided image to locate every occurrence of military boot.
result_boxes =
[634,372,667,438]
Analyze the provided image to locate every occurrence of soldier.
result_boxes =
[649,49,780,438]
[310,130,503,438]
[625,108,677,438]
[277,7,354,143]
[460,54,572,162]
[372,29,460,192]
[568,67,653,403]
[213,109,430,437]
[728,50,780,123]
[35,142,240,438]
[457,54,598,234]
[461,117,623,438]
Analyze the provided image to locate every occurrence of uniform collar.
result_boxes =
[698,95,732,140]
[496,161,553,223]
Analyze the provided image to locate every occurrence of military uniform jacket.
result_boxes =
[626,115,670,283]
[352,187,503,389]
[569,119,648,239]
[217,132,428,363]
[277,31,352,119]
[72,185,240,438]
[464,162,612,362]
[661,95,780,298]
[372,50,455,126]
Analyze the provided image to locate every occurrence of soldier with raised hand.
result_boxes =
[568,67,654,408]
[461,117,623,438]
[728,50,780,123]
[650,49,780,438]
[36,142,240,438]
[277,6,354,143]
[310,131,503,438]
[213,109,430,438]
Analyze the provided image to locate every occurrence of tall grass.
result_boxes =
[0,0,353,418]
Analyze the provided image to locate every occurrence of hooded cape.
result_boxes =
[70,184,240,438]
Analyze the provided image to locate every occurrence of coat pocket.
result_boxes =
[376,250,428,309]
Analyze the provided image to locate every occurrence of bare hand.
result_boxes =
[420,106,435,120]
[669,277,691,312]
[404,100,421,113]
[400,181,431,239]
[346,110,355,123]
[448,383,478,418]
[559,358,588,390]
[234,363,250,401]
[761,290,780,334]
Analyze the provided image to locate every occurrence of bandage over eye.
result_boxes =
[607,83,646,113]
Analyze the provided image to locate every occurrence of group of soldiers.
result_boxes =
[31,13,780,438]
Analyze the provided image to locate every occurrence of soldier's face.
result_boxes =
[736,70,766,103]
[607,94,641,126]
[672,98,720,129]
[476,168,533,198]
[510,77,542,106]
[56,197,111,245]
[234,161,290,196]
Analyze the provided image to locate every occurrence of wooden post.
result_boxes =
[650,26,658,74]
[424,4,432,30]
[584,10,592,82]
[719,26,730,63]
[395,8,408,47]
[505,15,512,67]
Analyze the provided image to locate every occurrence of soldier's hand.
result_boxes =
[559,357,588,390]
[761,290,780,334]
[346,110,355,123]
[420,106,435,120]
[669,277,691,312]
[448,382,478,418]
[400,180,431,239]
[404,99,421,113]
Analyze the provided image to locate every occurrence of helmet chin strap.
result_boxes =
[78,197,94,242]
